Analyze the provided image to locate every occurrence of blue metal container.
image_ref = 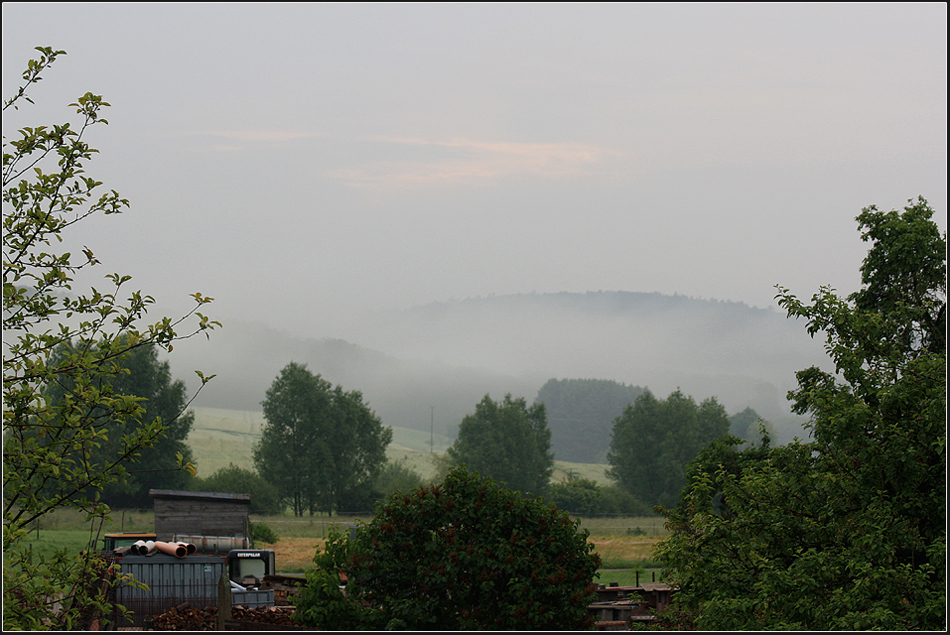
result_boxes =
[111,552,226,627]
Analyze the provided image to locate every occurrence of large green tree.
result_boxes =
[253,362,392,515]
[655,197,946,630]
[3,47,217,630]
[445,393,553,496]
[41,341,196,508]
[607,389,729,508]
[298,466,600,630]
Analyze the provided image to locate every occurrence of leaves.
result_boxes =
[253,362,392,515]
[445,393,554,496]
[3,48,217,629]
[607,389,730,508]
[336,467,600,630]
[655,200,946,631]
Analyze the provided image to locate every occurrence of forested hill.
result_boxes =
[168,291,824,448]
[536,378,647,463]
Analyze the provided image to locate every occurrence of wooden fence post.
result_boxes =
[217,572,231,630]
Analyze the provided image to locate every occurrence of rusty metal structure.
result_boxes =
[589,582,676,629]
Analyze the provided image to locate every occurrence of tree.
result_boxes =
[727,406,773,444]
[445,393,553,495]
[655,198,946,630]
[40,341,197,509]
[307,466,601,630]
[253,362,392,516]
[3,47,217,629]
[606,389,729,508]
[851,196,946,354]
[189,464,281,515]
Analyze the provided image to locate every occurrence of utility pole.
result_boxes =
[430,406,434,454]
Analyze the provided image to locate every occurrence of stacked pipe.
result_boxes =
[153,541,196,557]
[114,539,196,557]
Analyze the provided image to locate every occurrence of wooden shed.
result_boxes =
[149,489,250,542]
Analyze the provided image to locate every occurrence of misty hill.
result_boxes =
[168,291,825,453]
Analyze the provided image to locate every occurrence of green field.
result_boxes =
[188,406,612,484]
[16,509,666,582]
[11,407,645,577]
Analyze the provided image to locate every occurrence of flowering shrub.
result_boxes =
[345,466,600,630]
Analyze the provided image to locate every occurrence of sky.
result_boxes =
[3,3,947,343]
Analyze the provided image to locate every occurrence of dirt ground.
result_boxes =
[268,534,662,573]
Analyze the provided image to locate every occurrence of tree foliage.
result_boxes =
[655,198,946,630]
[2,47,217,629]
[189,463,281,515]
[727,406,773,445]
[607,390,729,508]
[536,377,647,463]
[445,393,554,495]
[544,477,653,517]
[253,362,392,516]
[314,466,600,630]
[39,341,197,508]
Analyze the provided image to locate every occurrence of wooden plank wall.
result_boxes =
[154,498,248,540]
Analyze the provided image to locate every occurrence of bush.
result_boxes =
[190,464,281,514]
[343,466,601,630]
[250,521,279,545]
[292,530,362,629]
[374,457,425,499]
[545,478,653,517]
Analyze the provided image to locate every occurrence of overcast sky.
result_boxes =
[3,3,946,341]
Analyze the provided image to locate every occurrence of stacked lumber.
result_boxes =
[149,604,299,630]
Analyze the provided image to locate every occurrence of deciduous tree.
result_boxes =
[445,393,553,495]
[253,362,392,515]
[606,390,729,508]
[655,198,946,630]
[40,341,197,509]
[3,47,217,630]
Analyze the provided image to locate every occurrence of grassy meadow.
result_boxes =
[18,508,667,585]
[186,406,663,580]
[188,406,614,485]
[16,407,665,585]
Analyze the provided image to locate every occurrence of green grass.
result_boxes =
[580,516,667,537]
[14,510,157,560]
[17,529,97,561]
[187,407,264,477]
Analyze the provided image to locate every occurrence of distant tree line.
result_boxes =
[50,345,768,518]
[41,319,768,521]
